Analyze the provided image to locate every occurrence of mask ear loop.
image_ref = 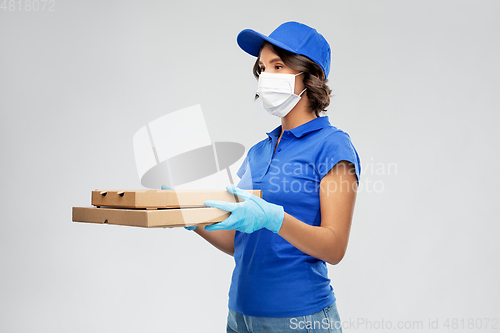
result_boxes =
[295,72,307,97]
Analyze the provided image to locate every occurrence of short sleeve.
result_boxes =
[315,131,361,184]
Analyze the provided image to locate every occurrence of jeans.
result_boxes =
[226,302,343,333]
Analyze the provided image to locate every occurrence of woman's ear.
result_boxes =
[314,69,324,80]
[306,72,321,82]
[306,69,321,81]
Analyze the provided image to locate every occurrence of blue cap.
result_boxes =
[237,21,331,80]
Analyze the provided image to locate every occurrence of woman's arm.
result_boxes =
[277,160,358,265]
[193,227,236,256]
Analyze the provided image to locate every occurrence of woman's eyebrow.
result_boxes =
[259,57,283,65]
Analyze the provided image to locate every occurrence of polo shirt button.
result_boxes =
[277,148,282,152]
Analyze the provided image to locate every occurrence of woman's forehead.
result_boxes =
[259,45,281,63]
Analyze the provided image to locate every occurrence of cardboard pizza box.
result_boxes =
[91,189,262,209]
[72,206,230,228]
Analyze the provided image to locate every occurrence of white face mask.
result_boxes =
[256,72,307,118]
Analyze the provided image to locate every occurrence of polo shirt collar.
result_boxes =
[266,116,331,139]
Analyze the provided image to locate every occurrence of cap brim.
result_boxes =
[237,28,297,58]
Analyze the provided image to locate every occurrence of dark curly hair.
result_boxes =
[253,41,332,117]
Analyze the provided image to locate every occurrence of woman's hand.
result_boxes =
[204,186,285,233]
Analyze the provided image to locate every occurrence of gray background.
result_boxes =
[1,0,499,332]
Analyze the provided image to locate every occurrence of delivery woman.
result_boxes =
[193,21,361,332]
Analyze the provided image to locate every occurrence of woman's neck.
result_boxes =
[280,96,317,131]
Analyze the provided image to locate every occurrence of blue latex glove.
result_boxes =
[204,186,284,233]
[161,185,196,231]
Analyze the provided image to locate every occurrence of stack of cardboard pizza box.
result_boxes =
[72,189,261,228]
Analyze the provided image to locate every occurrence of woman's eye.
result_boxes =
[275,65,283,70]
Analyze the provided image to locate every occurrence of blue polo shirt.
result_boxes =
[229,116,361,317]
